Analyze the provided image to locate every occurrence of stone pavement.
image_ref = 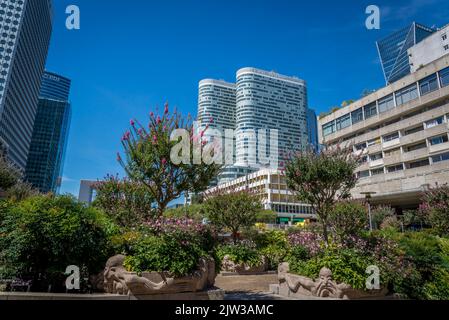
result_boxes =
[215,274,288,300]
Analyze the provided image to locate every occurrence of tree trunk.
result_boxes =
[322,219,329,246]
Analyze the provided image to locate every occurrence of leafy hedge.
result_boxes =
[0,195,119,292]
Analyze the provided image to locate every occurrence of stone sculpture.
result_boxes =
[103,255,216,296]
[277,262,387,299]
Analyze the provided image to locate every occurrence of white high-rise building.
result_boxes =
[197,79,236,131]
[235,68,308,167]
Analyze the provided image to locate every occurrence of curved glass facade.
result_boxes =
[235,68,308,167]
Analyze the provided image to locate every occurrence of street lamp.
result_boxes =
[361,192,377,231]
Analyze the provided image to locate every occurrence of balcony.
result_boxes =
[402,148,429,162]
[382,138,401,150]
[369,159,384,168]
[429,142,449,154]
[384,153,402,166]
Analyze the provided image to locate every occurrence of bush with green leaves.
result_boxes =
[0,195,119,292]
[391,231,449,300]
[123,218,217,276]
[216,243,263,268]
[252,230,289,270]
[288,248,376,290]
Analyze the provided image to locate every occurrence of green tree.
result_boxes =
[255,209,277,224]
[371,205,395,230]
[0,155,20,191]
[93,174,155,228]
[328,201,367,242]
[203,190,262,243]
[164,204,205,221]
[285,146,359,244]
[118,104,221,216]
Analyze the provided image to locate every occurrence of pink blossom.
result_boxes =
[157,116,162,124]
[116,153,122,162]
[150,112,154,118]
[164,103,169,114]
[161,158,167,166]
[130,119,135,126]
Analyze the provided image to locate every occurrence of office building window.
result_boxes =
[405,141,427,152]
[322,121,335,137]
[354,142,367,151]
[357,170,370,178]
[351,108,364,125]
[369,153,383,161]
[383,132,400,142]
[378,94,395,113]
[432,152,449,163]
[419,74,439,96]
[371,168,384,175]
[425,116,444,129]
[387,164,404,173]
[408,159,430,169]
[336,113,351,130]
[445,45,449,51]
[367,138,381,146]
[384,148,400,157]
[396,84,418,105]
[429,135,448,146]
[405,125,424,135]
[440,67,449,87]
[364,103,377,119]
[443,34,448,41]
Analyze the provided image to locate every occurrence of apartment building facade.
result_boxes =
[319,55,449,209]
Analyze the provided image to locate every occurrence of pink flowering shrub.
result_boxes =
[419,184,449,236]
[117,103,221,216]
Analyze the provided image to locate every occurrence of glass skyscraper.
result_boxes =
[306,108,318,152]
[376,22,434,85]
[25,71,71,193]
[0,0,53,170]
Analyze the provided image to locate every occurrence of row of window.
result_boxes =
[323,66,449,137]
[352,114,449,153]
[357,151,449,178]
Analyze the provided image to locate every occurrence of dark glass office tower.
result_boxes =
[0,0,53,171]
[25,71,71,193]
[306,108,318,152]
[376,22,434,85]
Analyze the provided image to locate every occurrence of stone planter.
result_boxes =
[103,255,217,296]
[272,262,388,300]
[221,255,268,275]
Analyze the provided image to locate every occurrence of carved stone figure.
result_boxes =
[277,262,387,299]
[103,255,217,296]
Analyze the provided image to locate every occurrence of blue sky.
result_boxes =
[46,0,449,196]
